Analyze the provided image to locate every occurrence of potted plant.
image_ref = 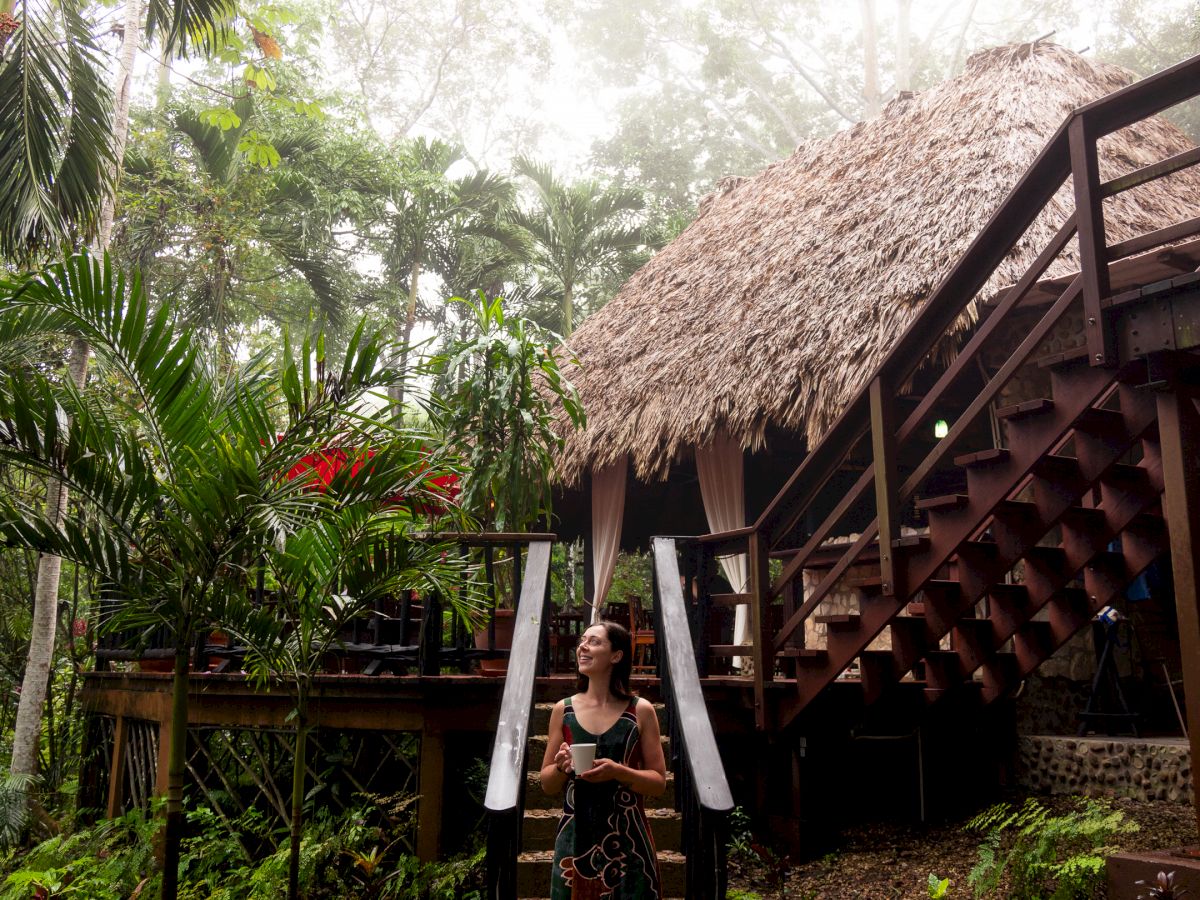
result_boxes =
[428,292,585,672]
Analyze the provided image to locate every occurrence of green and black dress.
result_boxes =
[551,696,661,900]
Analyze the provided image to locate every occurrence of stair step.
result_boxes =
[814,613,860,630]
[915,493,967,511]
[522,807,683,851]
[923,650,965,690]
[845,574,883,589]
[954,448,1010,468]
[524,772,676,810]
[995,398,1054,420]
[1037,344,1091,369]
[1075,407,1128,438]
[517,849,686,897]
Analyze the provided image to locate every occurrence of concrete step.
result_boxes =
[521,807,683,852]
[524,771,676,809]
[525,734,670,771]
[517,849,686,898]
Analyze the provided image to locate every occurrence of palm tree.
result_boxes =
[0,252,461,897]
[374,137,520,406]
[508,157,646,336]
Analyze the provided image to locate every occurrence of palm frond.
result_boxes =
[0,0,114,259]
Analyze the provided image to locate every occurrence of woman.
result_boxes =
[540,621,667,899]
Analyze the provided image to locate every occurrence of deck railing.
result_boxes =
[94,532,557,677]
[698,51,1200,727]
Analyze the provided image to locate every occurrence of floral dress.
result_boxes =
[551,696,661,900]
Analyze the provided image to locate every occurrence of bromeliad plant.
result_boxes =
[0,252,470,899]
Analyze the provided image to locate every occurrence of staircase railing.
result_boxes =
[701,51,1200,727]
[651,537,734,900]
[483,537,554,900]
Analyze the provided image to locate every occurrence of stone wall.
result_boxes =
[1016,734,1193,803]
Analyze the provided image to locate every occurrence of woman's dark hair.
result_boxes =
[575,620,634,701]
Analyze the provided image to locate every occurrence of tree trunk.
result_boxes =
[896,0,913,93]
[9,0,141,801]
[861,0,881,118]
[160,644,189,900]
[9,342,89,781]
[287,721,309,900]
[562,282,573,337]
[391,258,421,411]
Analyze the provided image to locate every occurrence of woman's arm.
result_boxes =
[539,700,572,795]
[578,698,667,797]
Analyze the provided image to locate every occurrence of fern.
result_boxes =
[0,774,35,848]
[966,797,1138,899]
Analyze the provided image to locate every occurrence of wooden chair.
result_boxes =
[626,593,657,675]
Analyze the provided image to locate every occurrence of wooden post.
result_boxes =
[105,715,128,819]
[417,727,445,862]
[155,719,172,797]
[747,530,772,730]
[1069,114,1115,366]
[869,377,901,597]
[1156,384,1200,838]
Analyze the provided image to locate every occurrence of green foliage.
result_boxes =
[727,805,754,861]
[0,799,487,900]
[966,797,1138,899]
[928,872,952,898]
[0,775,34,849]
[0,806,160,899]
[0,0,114,261]
[727,890,763,900]
[428,292,585,532]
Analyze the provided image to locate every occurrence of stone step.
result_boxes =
[525,734,671,772]
[521,807,683,852]
[517,849,686,898]
[524,771,676,810]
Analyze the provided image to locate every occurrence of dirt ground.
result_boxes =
[726,794,1198,900]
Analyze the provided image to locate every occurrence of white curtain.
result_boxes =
[590,457,627,623]
[695,432,750,660]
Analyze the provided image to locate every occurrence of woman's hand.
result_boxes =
[576,758,625,783]
[553,742,574,775]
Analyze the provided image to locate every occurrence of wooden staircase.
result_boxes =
[514,704,686,899]
[784,358,1167,724]
[684,50,1200,741]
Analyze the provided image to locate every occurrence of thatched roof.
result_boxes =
[554,42,1200,486]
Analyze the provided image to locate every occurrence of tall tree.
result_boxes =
[371,137,517,405]
[508,157,646,336]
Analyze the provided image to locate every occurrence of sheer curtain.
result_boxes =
[590,457,627,623]
[695,432,750,665]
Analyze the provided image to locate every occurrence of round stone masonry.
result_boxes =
[1016,734,1192,803]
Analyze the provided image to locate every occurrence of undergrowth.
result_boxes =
[0,795,486,900]
[966,796,1138,899]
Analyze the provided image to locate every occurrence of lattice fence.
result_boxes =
[120,719,160,815]
[78,715,115,816]
[185,727,421,852]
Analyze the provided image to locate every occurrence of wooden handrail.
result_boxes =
[651,537,732,900]
[484,539,554,899]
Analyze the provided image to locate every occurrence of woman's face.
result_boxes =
[576,624,622,676]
